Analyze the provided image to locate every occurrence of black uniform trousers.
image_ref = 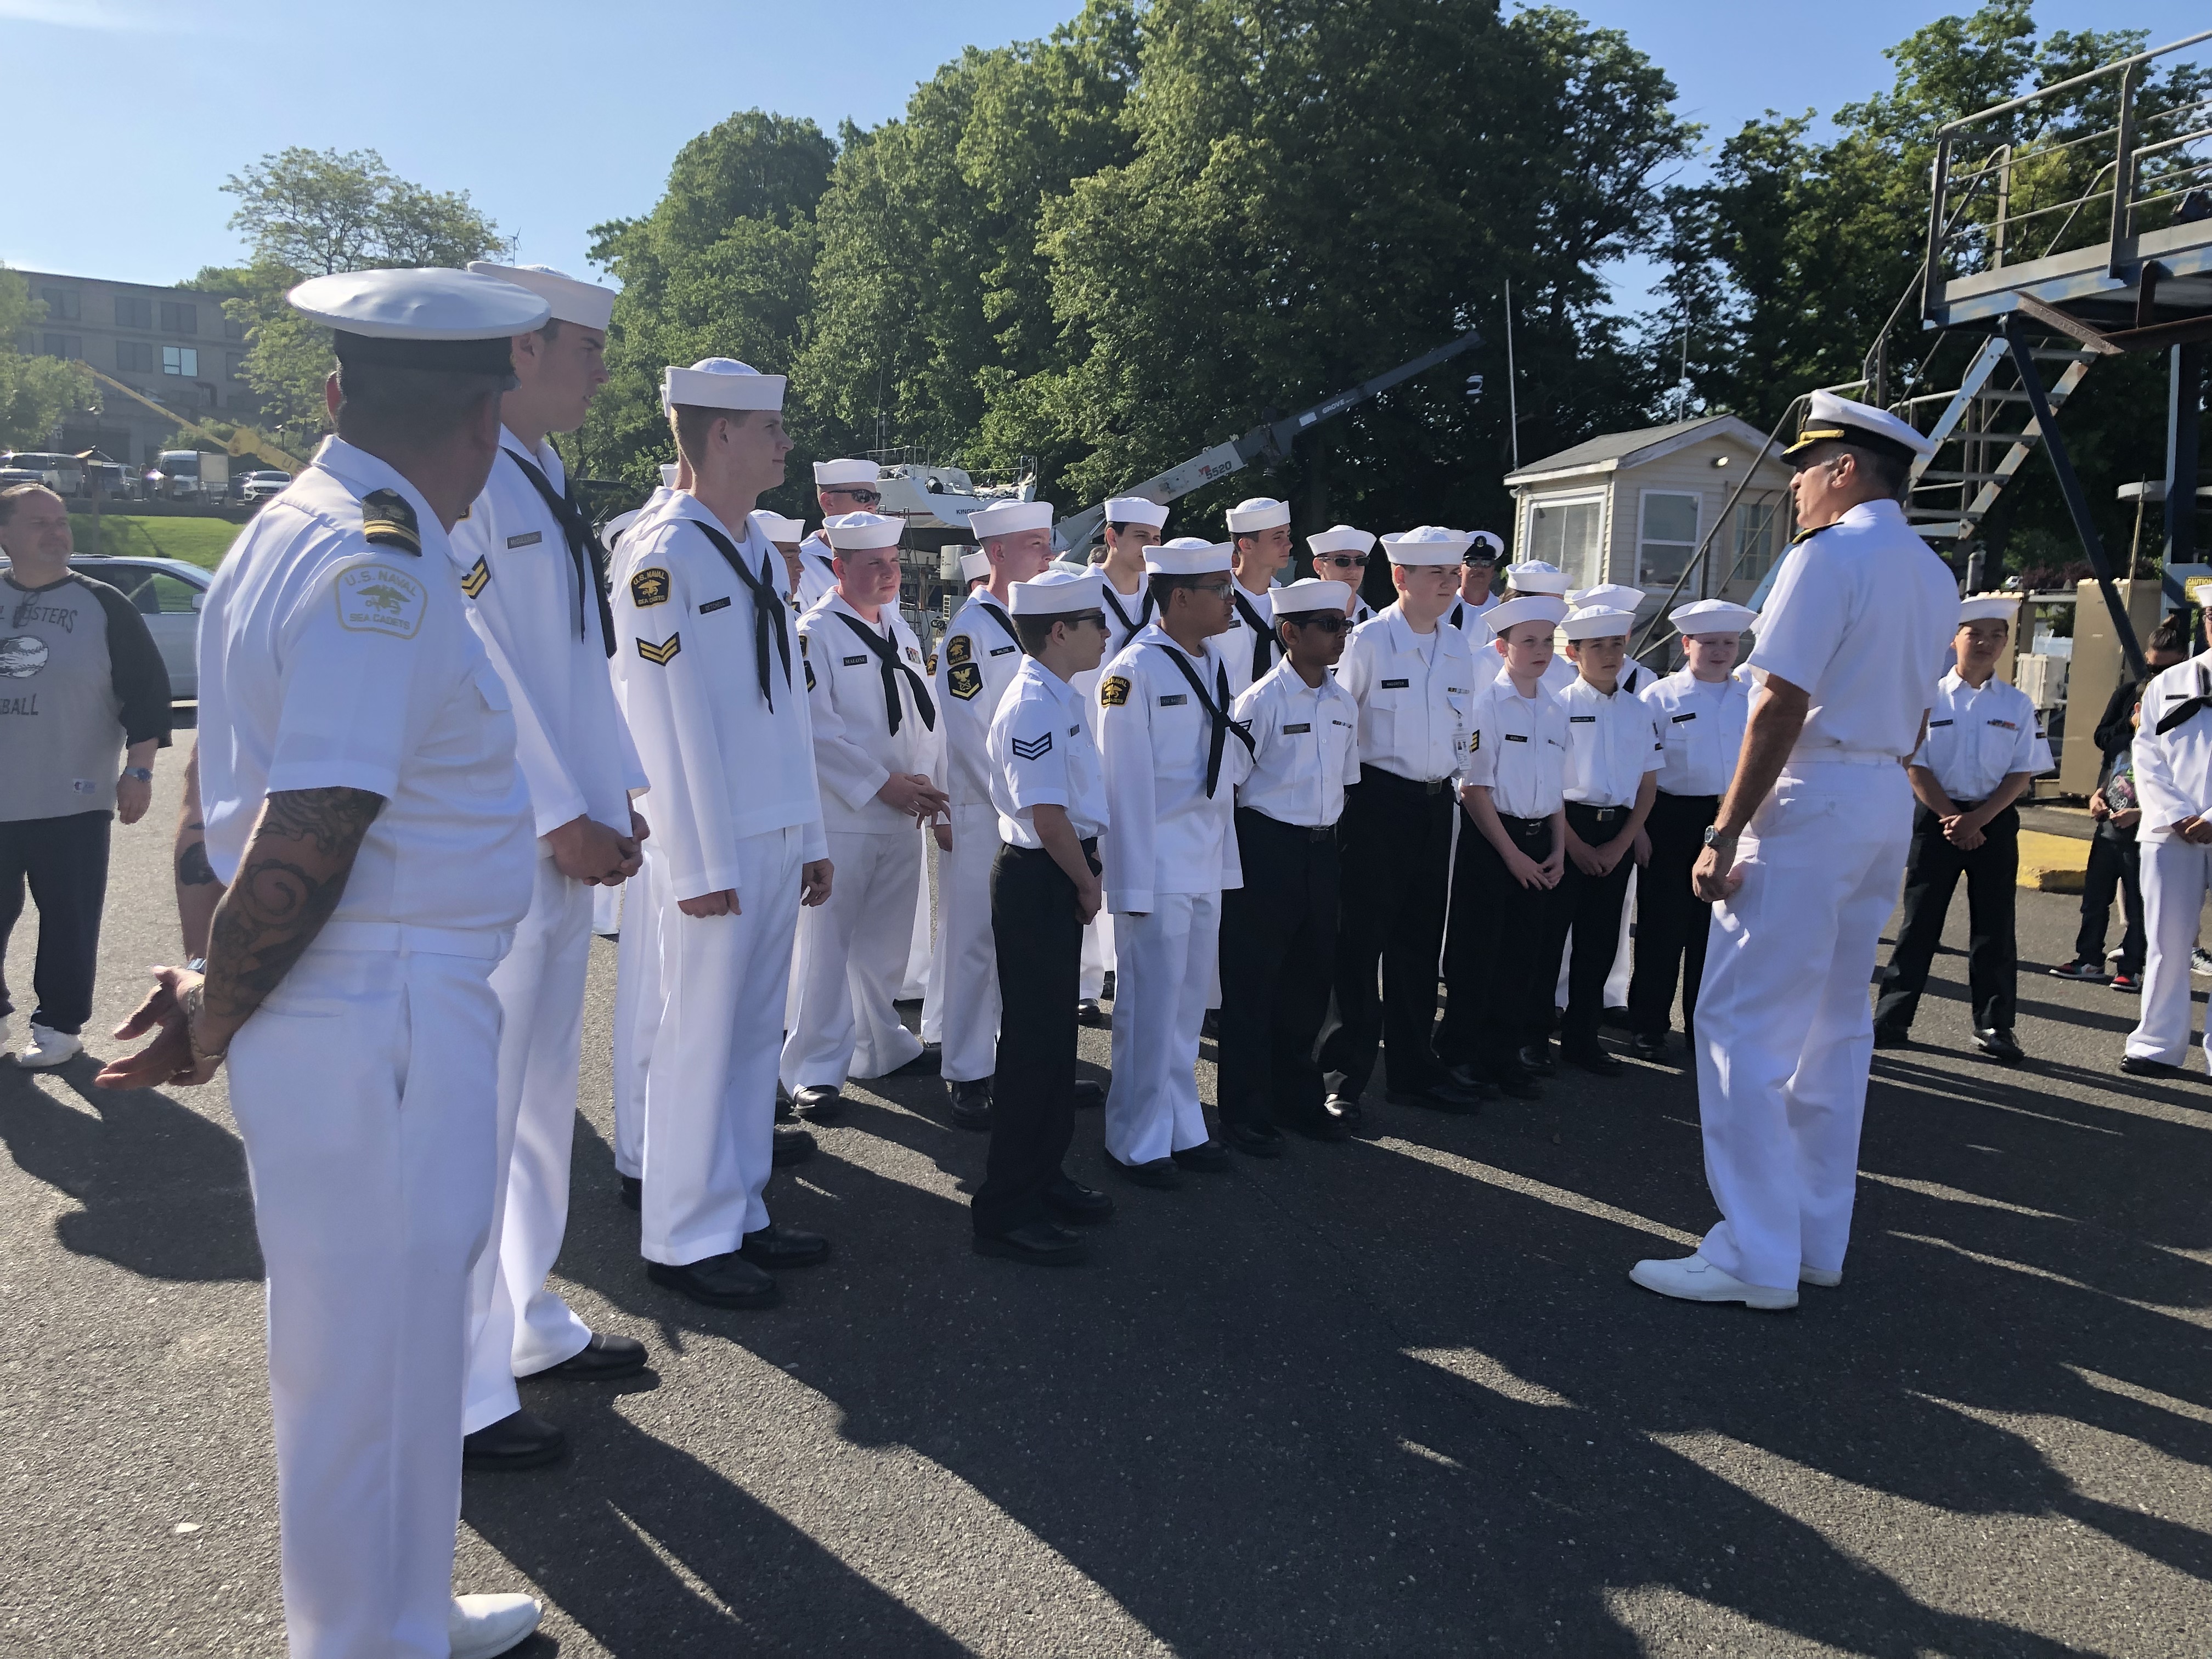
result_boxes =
[973,837,1097,1237]
[1626,789,1720,1040]
[1556,802,1637,1051]
[2075,822,2145,975]
[0,810,113,1036]
[1875,802,2019,1034]
[1218,808,1340,1130]
[1319,767,1455,1101]
[1438,812,1566,1075]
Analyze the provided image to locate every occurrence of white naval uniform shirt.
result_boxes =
[1643,668,1752,798]
[1097,624,1250,912]
[196,436,534,935]
[1490,651,1578,694]
[609,494,828,903]
[2134,652,2212,843]
[1561,675,1663,809]
[1911,669,2040,804]
[935,589,1028,808]
[1465,676,1570,820]
[1220,579,1280,697]
[450,433,647,837]
[1230,657,1361,828]
[1335,605,1477,785]
[989,656,1107,845]
[793,532,839,614]
[797,591,944,835]
[1073,569,1154,713]
[1448,591,1498,645]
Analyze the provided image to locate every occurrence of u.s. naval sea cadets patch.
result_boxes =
[360,489,421,556]
[630,567,671,608]
[945,633,972,667]
[336,564,426,639]
[1099,675,1131,708]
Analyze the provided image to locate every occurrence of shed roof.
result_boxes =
[1505,414,1778,487]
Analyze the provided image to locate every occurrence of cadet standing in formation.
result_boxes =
[1220,495,1293,695]
[2124,620,2212,1075]
[1308,525,1378,629]
[794,458,881,611]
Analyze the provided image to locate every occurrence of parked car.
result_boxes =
[56,555,210,700]
[2,452,83,495]
[240,470,293,503]
[0,465,42,489]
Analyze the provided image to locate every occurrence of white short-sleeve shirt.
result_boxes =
[1560,675,1663,808]
[1230,657,1361,828]
[1644,668,1752,797]
[1911,669,2040,802]
[989,655,1106,844]
[1465,676,1570,820]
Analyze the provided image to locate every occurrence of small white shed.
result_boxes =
[1504,415,1798,607]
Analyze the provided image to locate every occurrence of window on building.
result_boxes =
[1636,491,1700,586]
[159,301,198,335]
[162,345,200,377]
[222,315,245,341]
[40,286,80,321]
[115,294,153,330]
[1524,495,1605,590]
[41,334,82,360]
[1729,499,1786,585]
[117,340,155,373]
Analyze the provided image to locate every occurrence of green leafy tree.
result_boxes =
[0,266,99,451]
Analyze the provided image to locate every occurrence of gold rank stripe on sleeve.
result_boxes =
[947,662,984,701]
[630,567,672,607]
[359,488,422,555]
[459,556,490,598]
[636,633,681,666]
[1099,675,1131,708]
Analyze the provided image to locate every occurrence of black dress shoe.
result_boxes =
[1871,1025,1910,1049]
[1223,1120,1285,1157]
[1201,1009,1221,1041]
[1071,1079,1105,1109]
[1974,1027,2024,1063]
[1386,1084,1479,1114]
[1044,1175,1115,1223]
[618,1174,641,1211]
[739,1224,831,1269]
[772,1124,816,1166]
[1491,1066,1544,1100]
[1099,970,1116,1000]
[2120,1054,2180,1077]
[793,1084,843,1122]
[1281,1105,1353,1141]
[1629,1032,1668,1062]
[891,1045,941,1076]
[973,1221,1088,1266]
[1171,1139,1233,1173]
[1106,1151,1183,1188]
[646,1252,781,1309]
[1601,1005,1634,1031]
[775,1093,797,1123]
[947,1077,992,1131]
[1558,1043,1623,1077]
[1076,999,1107,1027]
[1516,1043,1556,1076]
[1325,1092,1364,1126]
[524,1331,647,1383]
[463,1409,566,1472]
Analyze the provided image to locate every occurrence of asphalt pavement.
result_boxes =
[4,743,2210,1657]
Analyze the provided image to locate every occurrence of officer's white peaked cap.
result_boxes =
[1381,526,1474,566]
[1484,595,1569,635]
[662,357,786,413]
[602,509,642,549]
[1009,568,1103,616]
[1957,595,2020,625]
[960,550,993,581]
[1226,496,1291,533]
[1504,560,1572,595]
[814,458,881,487]
[1104,495,1170,528]
[287,266,550,341]
[1669,599,1758,635]
[659,463,680,487]
[1783,387,1937,462]
[1562,605,1637,641]
[465,262,614,332]
[1571,583,1645,612]
[1307,525,1376,556]
[749,509,806,545]
[967,499,1056,540]
[1146,537,1234,575]
[822,511,903,551]
[1272,578,1352,613]
[1466,530,1506,560]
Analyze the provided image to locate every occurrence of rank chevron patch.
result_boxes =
[1011,731,1053,761]
[636,633,681,666]
[459,556,490,598]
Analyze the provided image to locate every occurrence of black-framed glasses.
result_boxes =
[1292,613,1350,633]
[825,486,883,507]
[1063,610,1108,630]
[1190,579,1234,597]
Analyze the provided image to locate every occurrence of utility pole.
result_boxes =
[1503,280,1520,473]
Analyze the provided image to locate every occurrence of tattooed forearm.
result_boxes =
[176,840,216,885]
[259,786,385,856]
[173,746,222,957]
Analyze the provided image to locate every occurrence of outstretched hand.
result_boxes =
[96,967,221,1091]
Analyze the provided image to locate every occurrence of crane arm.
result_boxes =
[87,368,313,475]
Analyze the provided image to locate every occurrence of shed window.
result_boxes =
[1729,499,1785,585]
[1525,495,1604,590]
[1637,491,1700,586]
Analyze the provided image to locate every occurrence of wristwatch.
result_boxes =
[122,766,153,782]
[1702,825,1735,847]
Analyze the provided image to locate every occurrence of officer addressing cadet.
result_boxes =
[446,261,650,1477]
[1220,495,1294,695]
[610,356,834,1312]
[1633,389,1953,1312]
[1217,578,1362,1148]
[100,266,554,1659]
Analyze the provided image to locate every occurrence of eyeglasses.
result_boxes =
[1064,611,1107,630]
[1189,580,1234,598]
[1319,553,1369,569]
[825,486,883,507]
[1292,613,1350,633]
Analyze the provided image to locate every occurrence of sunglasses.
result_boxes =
[825,486,883,507]
[1291,613,1350,633]
[1063,611,1107,630]
[1319,553,1369,569]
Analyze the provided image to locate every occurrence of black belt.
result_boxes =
[1657,789,1720,806]
[1496,812,1551,836]
[1240,806,1335,842]
[1360,763,1453,797]
[1566,802,1626,823]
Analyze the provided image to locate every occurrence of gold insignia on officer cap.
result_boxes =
[631,567,671,608]
[360,489,421,556]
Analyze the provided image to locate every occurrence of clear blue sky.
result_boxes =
[4,0,2205,316]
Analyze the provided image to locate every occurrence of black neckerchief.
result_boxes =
[2156,663,2212,736]
[1149,641,1256,798]
[978,596,1021,648]
[692,521,793,708]
[1233,586,1277,682]
[1449,601,1463,629]
[832,608,935,735]
[503,448,616,657]
[1101,579,1153,639]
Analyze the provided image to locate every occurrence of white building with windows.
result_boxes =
[1504,415,1796,625]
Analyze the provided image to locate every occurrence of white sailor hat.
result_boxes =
[1504,560,1571,595]
[749,509,806,545]
[822,511,902,551]
[1571,583,1645,612]
[814,458,881,487]
[1226,496,1291,533]
[967,499,1055,540]
[1782,387,1937,465]
[1957,595,2020,625]
[1271,577,1352,614]
[659,463,680,488]
[960,550,992,581]
[1466,530,1506,561]
[1009,568,1103,616]
[1562,605,1636,641]
[1483,594,1568,635]
[1104,495,1170,528]
[1668,599,1758,635]
[1381,526,1474,566]
[602,508,642,549]
[464,262,615,332]
[287,267,549,375]
[1307,524,1376,557]
[1146,537,1234,575]
[662,357,786,413]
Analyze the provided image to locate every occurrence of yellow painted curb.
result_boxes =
[2018,828,2089,894]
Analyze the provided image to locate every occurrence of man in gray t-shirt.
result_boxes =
[1,483,171,1066]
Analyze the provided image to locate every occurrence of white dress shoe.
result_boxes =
[1799,1264,1842,1288]
[449,1593,541,1659]
[15,1024,83,1068]
[1629,1251,1798,1311]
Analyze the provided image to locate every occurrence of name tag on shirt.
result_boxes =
[842,654,868,667]
[1988,718,2017,730]
[698,596,731,614]
[1381,678,1410,690]
[1928,719,1954,727]
[1283,723,1311,734]
[1160,693,1187,706]
[1569,714,1596,724]
[1672,712,1696,723]
[505,531,542,549]
[990,645,1018,657]
[1505,732,1528,743]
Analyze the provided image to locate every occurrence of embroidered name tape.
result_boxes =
[1160,693,1187,706]
[1381,678,1410,689]
[989,645,1018,657]
[1672,712,1696,723]
[698,596,731,614]
[1283,723,1311,734]
[842,654,868,667]
[1569,714,1596,723]
[1505,732,1528,743]
[506,531,542,549]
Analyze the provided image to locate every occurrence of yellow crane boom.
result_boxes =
[87,367,312,474]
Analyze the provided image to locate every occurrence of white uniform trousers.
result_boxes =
[2126,836,2212,1065]
[1694,760,1911,1290]
[1105,894,1219,1164]
[591,879,622,937]
[782,828,926,1090]
[610,844,667,1181]
[1555,867,1635,1008]
[228,941,504,1659]
[933,801,1002,1083]
[1080,909,1116,1001]
[641,825,803,1265]
[462,853,594,1434]
[899,840,933,1001]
